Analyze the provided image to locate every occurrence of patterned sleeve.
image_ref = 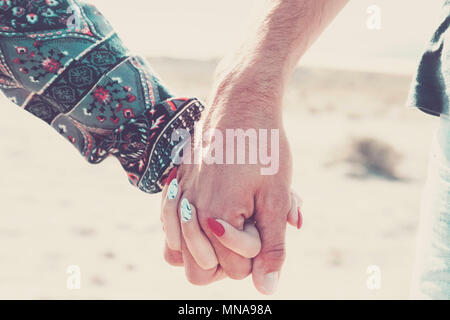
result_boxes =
[0,0,204,193]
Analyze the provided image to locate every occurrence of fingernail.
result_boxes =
[180,198,192,222]
[297,208,303,230]
[166,178,178,200]
[164,167,178,186]
[207,218,225,237]
[263,272,279,295]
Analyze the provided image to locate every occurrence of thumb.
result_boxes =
[252,195,289,295]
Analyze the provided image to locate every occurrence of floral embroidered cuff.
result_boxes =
[0,0,204,194]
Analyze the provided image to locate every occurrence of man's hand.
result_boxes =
[203,66,294,292]
[162,56,295,293]
[162,0,348,293]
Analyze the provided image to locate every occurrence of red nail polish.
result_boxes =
[208,218,225,237]
[164,167,178,186]
[297,208,303,230]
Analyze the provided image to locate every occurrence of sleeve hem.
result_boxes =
[137,98,204,194]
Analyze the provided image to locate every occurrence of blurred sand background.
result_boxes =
[0,57,438,299]
[0,0,444,300]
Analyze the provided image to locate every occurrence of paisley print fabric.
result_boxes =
[0,0,204,193]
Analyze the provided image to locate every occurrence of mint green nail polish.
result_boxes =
[181,198,192,222]
[167,178,178,200]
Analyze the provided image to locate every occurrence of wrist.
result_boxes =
[210,58,285,120]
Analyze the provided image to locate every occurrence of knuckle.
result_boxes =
[226,266,252,280]
[262,242,286,263]
[164,249,183,267]
[185,269,213,286]
[166,238,181,252]
[197,203,251,231]
[222,256,252,280]
[223,207,251,226]
[220,199,253,218]
[199,260,218,271]
[260,192,290,215]
[186,276,205,286]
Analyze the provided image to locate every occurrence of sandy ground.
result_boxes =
[0,58,438,299]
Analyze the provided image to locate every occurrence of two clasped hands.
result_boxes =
[158,34,304,293]
[158,0,348,294]
[160,68,304,294]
